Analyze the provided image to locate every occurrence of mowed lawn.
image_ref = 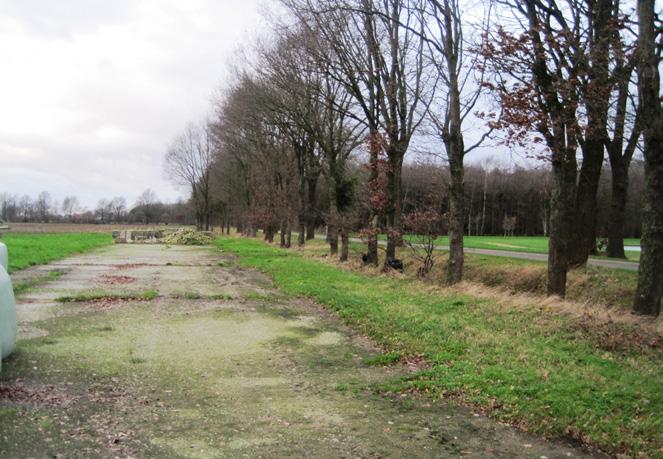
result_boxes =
[1,233,112,272]
[217,237,662,457]
[374,234,642,261]
[405,235,641,253]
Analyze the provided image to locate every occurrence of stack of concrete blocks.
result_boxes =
[112,229,164,244]
[0,239,17,372]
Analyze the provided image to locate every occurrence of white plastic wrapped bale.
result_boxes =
[0,241,7,271]
[0,264,17,362]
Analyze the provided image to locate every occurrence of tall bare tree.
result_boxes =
[633,0,663,316]
[605,18,641,259]
[482,0,637,296]
[134,189,161,224]
[35,191,52,223]
[61,196,81,222]
[283,0,430,267]
[212,73,301,242]
[165,122,215,230]
[415,0,492,284]
[253,30,324,246]
[109,197,128,223]
[257,27,366,257]
[95,199,112,224]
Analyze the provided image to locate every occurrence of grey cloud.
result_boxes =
[0,0,263,208]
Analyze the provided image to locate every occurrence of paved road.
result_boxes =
[2,244,599,458]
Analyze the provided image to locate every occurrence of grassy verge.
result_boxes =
[1,233,112,272]
[463,253,639,310]
[372,234,641,261]
[298,237,639,311]
[216,237,662,457]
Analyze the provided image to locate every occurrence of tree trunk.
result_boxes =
[606,158,628,258]
[298,179,307,246]
[340,226,349,262]
[633,0,663,317]
[328,175,339,256]
[444,24,465,286]
[571,139,603,266]
[203,193,211,231]
[364,131,380,266]
[279,222,287,248]
[569,0,610,266]
[306,177,318,240]
[265,226,275,243]
[634,153,663,316]
[385,152,404,265]
[547,153,577,297]
[480,170,488,235]
[446,152,464,285]
[306,222,316,240]
[298,221,306,246]
[285,221,292,249]
[328,224,338,255]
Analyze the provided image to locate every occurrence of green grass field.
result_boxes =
[217,237,661,457]
[377,235,642,261]
[1,233,112,272]
[397,234,642,251]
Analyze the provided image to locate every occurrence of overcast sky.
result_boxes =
[0,0,266,209]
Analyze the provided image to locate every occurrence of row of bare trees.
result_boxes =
[480,0,661,315]
[0,190,194,226]
[166,0,661,316]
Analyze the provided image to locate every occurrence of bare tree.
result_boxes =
[404,208,444,278]
[134,189,160,224]
[109,197,127,223]
[165,122,214,230]
[414,0,492,284]
[282,0,431,267]
[252,30,324,246]
[95,199,112,224]
[61,196,81,222]
[18,195,33,221]
[211,79,261,236]
[481,1,623,296]
[35,191,52,222]
[257,27,366,258]
[566,0,616,267]
[212,72,301,242]
[601,6,642,259]
[633,0,663,316]
[0,193,18,222]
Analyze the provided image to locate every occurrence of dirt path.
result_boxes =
[1,244,600,458]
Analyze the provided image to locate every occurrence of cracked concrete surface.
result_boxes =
[0,244,601,458]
